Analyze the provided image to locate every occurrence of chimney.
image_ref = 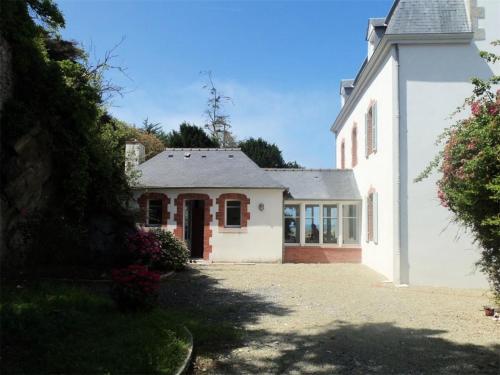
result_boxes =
[125,140,145,174]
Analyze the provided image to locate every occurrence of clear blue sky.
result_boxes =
[58,0,393,168]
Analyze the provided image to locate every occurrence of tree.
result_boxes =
[141,117,162,135]
[201,71,234,147]
[165,122,220,148]
[417,41,500,302]
[239,137,285,168]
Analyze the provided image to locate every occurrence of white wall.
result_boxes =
[336,52,396,281]
[399,39,498,288]
[133,188,284,263]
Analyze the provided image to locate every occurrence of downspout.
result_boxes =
[392,44,402,285]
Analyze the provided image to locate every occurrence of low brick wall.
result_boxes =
[284,246,361,263]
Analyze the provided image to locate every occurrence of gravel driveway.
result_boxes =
[161,264,500,374]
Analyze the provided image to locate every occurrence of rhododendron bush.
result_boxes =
[111,264,161,310]
[417,41,500,301]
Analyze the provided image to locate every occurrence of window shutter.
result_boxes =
[373,192,378,244]
[364,112,369,158]
[365,196,369,243]
[372,102,378,152]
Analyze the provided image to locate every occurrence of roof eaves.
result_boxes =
[330,31,474,134]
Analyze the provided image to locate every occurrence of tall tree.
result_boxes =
[201,71,234,147]
[239,137,302,168]
[165,122,220,148]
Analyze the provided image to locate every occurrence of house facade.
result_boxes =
[332,0,500,287]
[129,0,499,289]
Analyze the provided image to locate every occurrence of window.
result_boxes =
[365,102,377,157]
[340,140,345,169]
[284,205,300,243]
[366,191,378,244]
[305,205,320,243]
[342,204,359,244]
[225,200,241,227]
[323,205,339,244]
[352,125,358,167]
[148,199,162,226]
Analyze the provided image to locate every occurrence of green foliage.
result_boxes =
[150,229,190,271]
[165,122,220,148]
[418,41,500,301]
[1,282,189,374]
[1,1,135,268]
[239,137,302,168]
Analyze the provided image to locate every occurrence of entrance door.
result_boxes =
[184,200,205,258]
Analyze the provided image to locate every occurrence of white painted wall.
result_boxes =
[133,188,284,263]
[336,52,396,281]
[399,29,499,288]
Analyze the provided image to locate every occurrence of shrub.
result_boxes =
[150,229,190,271]
[126,229,162,266]
[110,264,161,311]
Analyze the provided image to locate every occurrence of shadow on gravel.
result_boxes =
[158,266,291,367]
[231,321,500,374]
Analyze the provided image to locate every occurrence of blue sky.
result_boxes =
[58,0,393,167]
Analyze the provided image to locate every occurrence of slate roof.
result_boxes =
[266,169,361,200]
[136,149,285,189]
[385,0,470,35]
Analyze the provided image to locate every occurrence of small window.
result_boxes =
[225,200,241,227]
[342,204,359,244]
[284,205,300,243]
[148,199,162,226]
[305,205,320,243]
[366,192,378,244]
[323,205,338,244]
[352,125,358,167]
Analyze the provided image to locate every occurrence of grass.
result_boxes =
[0,282,190,374]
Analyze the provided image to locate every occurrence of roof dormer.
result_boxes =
[366,18,386,60]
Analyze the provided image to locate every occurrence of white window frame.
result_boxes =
[147,199,162,227]
[284,204,301,244]
[283,201,361,247]
[225,200,242,228]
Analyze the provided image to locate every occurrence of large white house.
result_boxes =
[130,0,499,288]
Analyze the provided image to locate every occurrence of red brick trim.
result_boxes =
[215,193,250,228]
[284,247,361,263]
[137,192,170,227]
[173,193,213,260]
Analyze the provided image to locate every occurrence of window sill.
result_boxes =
[219,227,248,233]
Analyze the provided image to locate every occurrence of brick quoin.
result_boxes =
[215,193,251,228]
[173,193,213,260]
[284,247,361,263]
[137,192,170,227]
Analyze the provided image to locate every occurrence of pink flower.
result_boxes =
[471,101,481,116]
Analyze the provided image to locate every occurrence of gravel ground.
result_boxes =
[160,263,500,374]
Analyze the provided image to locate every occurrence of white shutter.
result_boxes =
[373,192,378,244]
[372,102,378,152]
[364,112,369,158]
[365,196,369,243]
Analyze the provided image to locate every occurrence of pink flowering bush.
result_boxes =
[111,264,161,310]
[126,229,162,266]
[417,41,500,302]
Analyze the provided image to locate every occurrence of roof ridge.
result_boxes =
[265,168,352,172]
[163,148,241,151]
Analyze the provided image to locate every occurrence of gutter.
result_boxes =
[330,32,473,135]
[392,44,401,285]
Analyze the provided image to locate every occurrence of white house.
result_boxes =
[331,0,500,288]
[129,0,499,289]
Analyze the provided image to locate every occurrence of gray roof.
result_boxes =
[266,169,361,200]
[136,149,284,189]
[386,0,470,35]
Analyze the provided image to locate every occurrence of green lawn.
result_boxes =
[1,282,190,374]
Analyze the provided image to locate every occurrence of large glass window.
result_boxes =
[342,204,359,244]
[226,201,241,227]
[323,205,338,244]
[305,205,320,243]
[148,199,162,226]
[284,205,300,243]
